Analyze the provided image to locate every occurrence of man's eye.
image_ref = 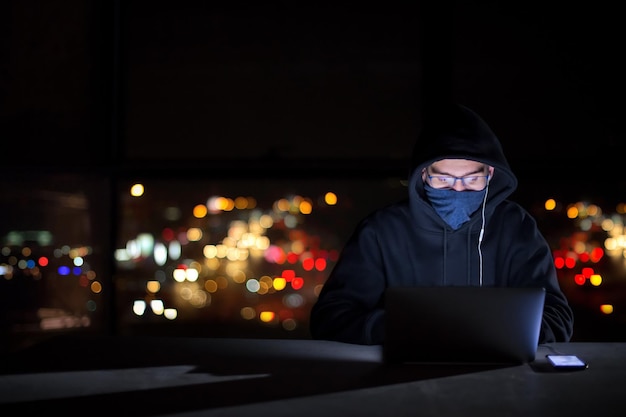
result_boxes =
[465,176,478,183]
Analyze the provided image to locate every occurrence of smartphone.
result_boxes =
[546,354,588,370]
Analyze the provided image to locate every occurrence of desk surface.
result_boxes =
[1,335,625,417]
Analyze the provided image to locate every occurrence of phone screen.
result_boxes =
[546,354,588,370]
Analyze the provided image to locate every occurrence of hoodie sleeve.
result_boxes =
[309,216,387,345]
[499,205,574,343]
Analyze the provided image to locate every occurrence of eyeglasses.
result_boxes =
[427,174,490,190]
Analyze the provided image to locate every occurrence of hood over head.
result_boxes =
[409,103,517,203]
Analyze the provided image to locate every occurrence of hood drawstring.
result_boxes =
[441,224,477,286]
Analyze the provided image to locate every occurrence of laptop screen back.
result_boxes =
[383,286,545,365]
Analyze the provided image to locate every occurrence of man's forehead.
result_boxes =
[430,159,485,171]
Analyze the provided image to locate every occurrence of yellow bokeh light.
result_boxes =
[273,277,287,290]
[276,198,290,212]
[601,218,615,232]
[130,183,144,197]
[604,237,617,251]
[600,304,614,314]
[299,200,313,214]
[187,228,203,242]
[259,311,275,322]
[146,280,161,293]
[544,199,556,211]
[259,214,273,228]
[193,204,208,218]
[213,196,235,211]
[203,244,218,259]
[589,274,602,286]
[587,204,600,217]
[234,196,248,209]
[90,281,102,294]
[566,206,579,219]
[224,198,235,211]
[325,192,338,205]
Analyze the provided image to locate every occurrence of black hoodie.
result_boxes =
[309,103,574,345]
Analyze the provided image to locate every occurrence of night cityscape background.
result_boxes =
[1,1,625,352]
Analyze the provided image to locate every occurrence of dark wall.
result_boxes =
[1,0,115,167]
[1,1,623,183]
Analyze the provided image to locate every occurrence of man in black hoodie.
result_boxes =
[309,103,574,345]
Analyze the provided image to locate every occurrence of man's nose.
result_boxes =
[452,179,466,191]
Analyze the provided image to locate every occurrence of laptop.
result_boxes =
[383,286,545,365]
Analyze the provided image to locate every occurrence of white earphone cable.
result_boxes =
[478,178,490,286]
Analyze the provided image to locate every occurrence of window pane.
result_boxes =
[0,174,111,352]
[114,177,407,338]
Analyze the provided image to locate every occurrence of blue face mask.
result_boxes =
[424,184,486,230]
